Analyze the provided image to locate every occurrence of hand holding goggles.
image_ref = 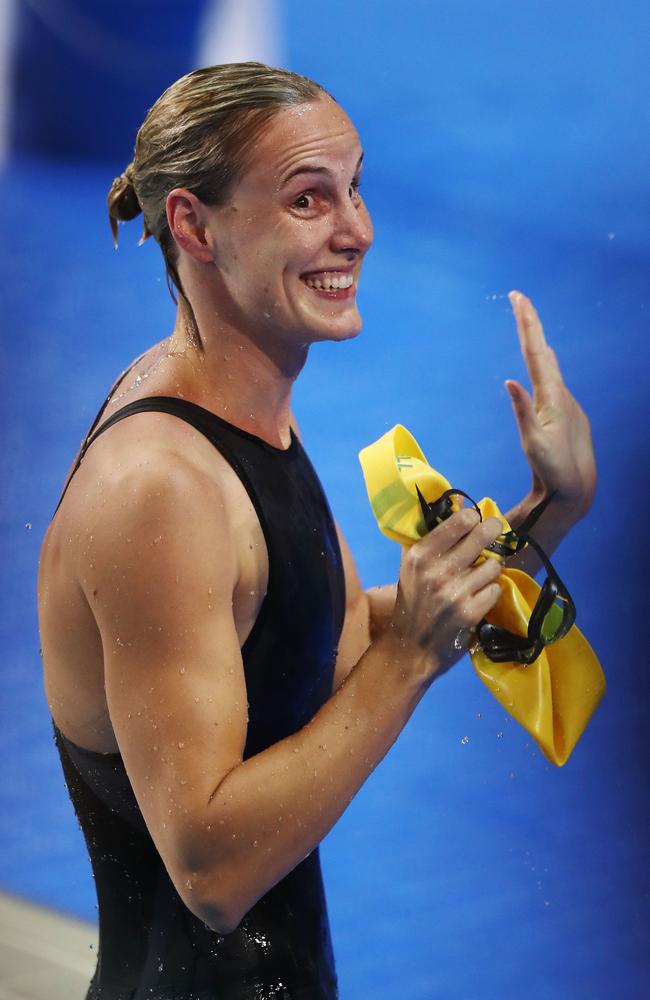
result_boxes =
[415,485,576,665]
[359,424,605,765]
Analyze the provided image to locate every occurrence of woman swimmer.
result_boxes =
[38,63,595,999]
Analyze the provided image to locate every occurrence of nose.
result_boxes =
[330,196,373,258]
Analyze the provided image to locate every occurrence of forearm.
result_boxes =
[366,582,398,640]
[194,627,432,931]
[505,490,587,577]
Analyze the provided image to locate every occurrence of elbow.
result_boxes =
[171,820,266,934]
[178,866,248,936]
[197,900,243,937]
[181,884,243,936]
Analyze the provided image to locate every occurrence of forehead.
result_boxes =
[243,98,362,189]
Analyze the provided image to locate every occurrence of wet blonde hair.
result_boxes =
[107,62,327,332]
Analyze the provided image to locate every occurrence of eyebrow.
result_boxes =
[281,152,364,187]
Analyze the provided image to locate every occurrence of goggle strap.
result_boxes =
[416,485,481,533]
[515,490,557,538]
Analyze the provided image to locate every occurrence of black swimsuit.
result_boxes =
[51,394,345,999]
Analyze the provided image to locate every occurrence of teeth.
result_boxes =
[305,273,354,290]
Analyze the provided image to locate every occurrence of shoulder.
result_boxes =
[68,403,252,515]
[48,406,257,591]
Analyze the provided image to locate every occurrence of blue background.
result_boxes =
[1,1,649,997]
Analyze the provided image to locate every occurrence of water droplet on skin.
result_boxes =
[453,632,466,651]
[179,666,186,675]
[185,879,193,890]
[178,741,185,749]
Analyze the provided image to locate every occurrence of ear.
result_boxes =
[165,188,215,264]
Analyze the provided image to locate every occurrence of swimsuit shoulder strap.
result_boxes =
[51,352,148,517]
[52,394,296,517]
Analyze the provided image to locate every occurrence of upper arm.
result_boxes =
[80,443,248,908]
[331,523,371,691]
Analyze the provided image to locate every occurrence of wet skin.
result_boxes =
[39,91,596,949]
[170,97,374,361]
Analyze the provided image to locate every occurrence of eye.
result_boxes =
[349,177,362,200]
[293,191,314,210]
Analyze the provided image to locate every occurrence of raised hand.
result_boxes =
[505,291,596,520]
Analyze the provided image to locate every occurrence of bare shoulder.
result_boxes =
[39,404,268,751]
[51,408,252,558]
[57,410,268,626]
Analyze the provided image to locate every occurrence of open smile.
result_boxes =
[301,271,356,300]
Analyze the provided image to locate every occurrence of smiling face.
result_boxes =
[202,97,373,349]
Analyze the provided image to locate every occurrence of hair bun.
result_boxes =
[107,165,142,247]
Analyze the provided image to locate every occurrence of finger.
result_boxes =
[505,379,538,436]
[468,580,503,622]
[455,578,503,633]
[508,290,556,397]
[449,516,504,569]
[465,554,502,595]
[415,506,481,558]
[545,346,567,387]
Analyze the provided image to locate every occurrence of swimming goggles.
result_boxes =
[415,485,576,665]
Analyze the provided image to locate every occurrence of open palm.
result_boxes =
[505,291,596,518]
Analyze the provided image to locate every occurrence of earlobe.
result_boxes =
[166,188,214,264]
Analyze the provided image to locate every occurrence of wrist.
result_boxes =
[376,624,440,692]
[510,486,591,535]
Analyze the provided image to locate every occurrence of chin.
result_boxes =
[310,310,364,344]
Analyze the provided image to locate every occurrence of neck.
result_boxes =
[166,297,308,450]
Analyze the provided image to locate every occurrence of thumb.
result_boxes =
[505,379,536,434]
